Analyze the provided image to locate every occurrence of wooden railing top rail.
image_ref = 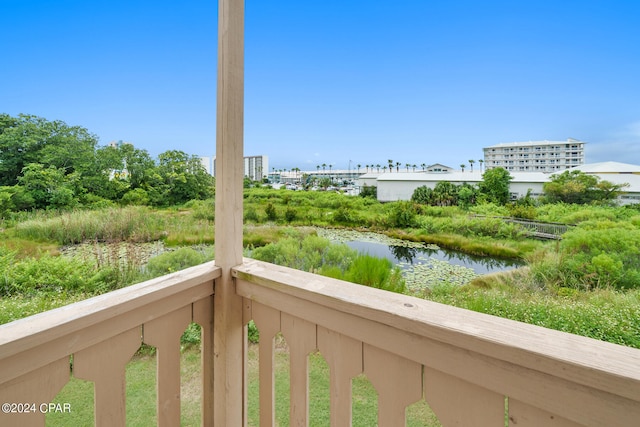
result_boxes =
[0,262,220,385]
[233,259,640,410]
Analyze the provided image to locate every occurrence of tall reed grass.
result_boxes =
[13,207,168,245]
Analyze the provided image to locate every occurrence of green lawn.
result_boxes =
[47,343,442,426]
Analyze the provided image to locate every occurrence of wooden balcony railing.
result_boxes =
[0,262,219,427]
[1,258,639,426]
[235,259,640,427]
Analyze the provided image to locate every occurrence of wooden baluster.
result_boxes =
[363,343,422,427]
[74,327,141,427]
[251,302,281,427]
[0,357,68,427]
[193,296,214,427]
[143,305,192,427]
[281,313,316,426]
[508,399,584,427]
[317,326,363,427]
[424,366,504,427]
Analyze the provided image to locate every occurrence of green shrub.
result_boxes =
[507,204,537,220]
[359,185,377,198]
[558,227,640,290]
[121,188,150,206]
[265,203,278,221]
[181,323,202,348]
[284,207,297,223]
[387,201,419,228]
[469,203,510,217]
[244,207,259,222]
[247,320,259,343]
[0,253,117,296]
[344,255,405,293]
[411,186,433,204]
[144,247,211,277]
[332,206,360,225]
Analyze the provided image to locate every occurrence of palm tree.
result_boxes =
[322,163,327,175]
[357,164,361,173]
[405,163,410,172]
[460,164,466,173]
[396,162,401,173]
[478,159,484,172]
[388,159,394,173]
[421,163,427,171]
[412,164,417,172]
[469,159,475,172]
[376,164,381,173]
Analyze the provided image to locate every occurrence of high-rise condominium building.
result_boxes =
[483,139,585,172]
[209,155,268,181]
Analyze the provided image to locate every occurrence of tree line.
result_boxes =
[0,114,213,216]
[410,165,628,211]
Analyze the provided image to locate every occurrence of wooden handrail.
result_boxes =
[0,262,219,426]
[234,258,640,426]
[2,258,639,426]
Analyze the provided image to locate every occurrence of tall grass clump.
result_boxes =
[0,251,119,297]
[13,206,167,244]
[143,247,214,278]
[250,234,405,293]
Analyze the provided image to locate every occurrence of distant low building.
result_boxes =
[358,161,640,205]
[483,139,585,172]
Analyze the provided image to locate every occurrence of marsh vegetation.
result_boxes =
[2,187,639,348]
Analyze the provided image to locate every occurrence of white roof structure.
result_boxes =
[573,161,640,174]
[360,163,640,205]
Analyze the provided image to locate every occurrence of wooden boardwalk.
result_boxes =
[470,215,573,240]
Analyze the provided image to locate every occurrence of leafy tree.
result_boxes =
[359,184,377,198]
[411,185,433,204]
[479,167,512,205]
[0,114,98,186]
[156,150,214,205]
[432,181,458,206]
[17,163,78,210]
[543,170,628,204]
[318,177,332,190]
[457,183,478,209]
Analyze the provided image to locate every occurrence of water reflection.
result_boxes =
[345,240,522,275]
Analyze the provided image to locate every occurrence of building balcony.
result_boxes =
[2,1,637,424]
[1,258,639,426]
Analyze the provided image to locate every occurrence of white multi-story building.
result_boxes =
[483,139,585,172]
[208,155,268,181]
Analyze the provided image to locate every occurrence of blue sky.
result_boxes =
[2,0,640,171]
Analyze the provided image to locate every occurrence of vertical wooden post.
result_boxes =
[213,0,245,425]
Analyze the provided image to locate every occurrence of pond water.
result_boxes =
[316,228,523,290]
[343,240,521,275]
